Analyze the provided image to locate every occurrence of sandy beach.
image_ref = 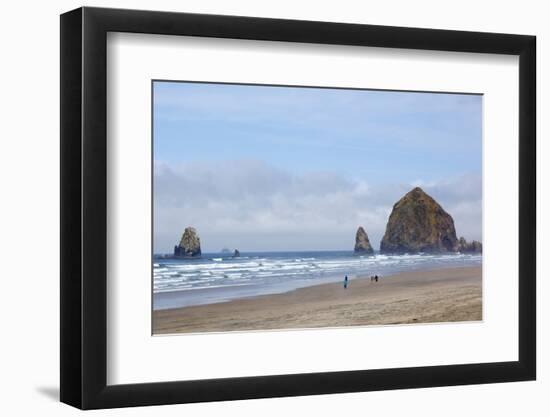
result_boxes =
[153,266,482,334]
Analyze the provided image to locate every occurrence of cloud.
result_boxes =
[154,160,482,253]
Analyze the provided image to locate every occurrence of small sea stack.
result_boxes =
[174,227,202,258]
[457,237,482,253]
[354,226,374,255]
[233,249,240,257]
[380,187,458,254]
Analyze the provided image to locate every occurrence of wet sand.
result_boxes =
[153,266,482,334]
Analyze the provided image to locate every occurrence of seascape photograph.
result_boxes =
[152,81,483,334]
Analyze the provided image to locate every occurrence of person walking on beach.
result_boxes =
[374,275,379,282]
[344,275,348,289]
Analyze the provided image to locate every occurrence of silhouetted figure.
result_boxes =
[344,275,348,289]
[374,275,379,282]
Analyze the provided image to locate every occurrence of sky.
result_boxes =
[153,81,482,253]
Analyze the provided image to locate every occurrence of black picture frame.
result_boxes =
[60,6,536,410]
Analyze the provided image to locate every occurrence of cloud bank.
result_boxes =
[154,160,482,253]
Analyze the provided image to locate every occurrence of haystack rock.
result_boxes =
[380,187,458,254]
[457,237,483,253]
[354,226,374,255]
[173,227,202,258]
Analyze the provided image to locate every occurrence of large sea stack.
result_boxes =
[380,187,458,254]
[174,227,202,258]
[354,226,374,255]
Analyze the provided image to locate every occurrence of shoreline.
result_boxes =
[153,266,482,334]
[154,260,482,310]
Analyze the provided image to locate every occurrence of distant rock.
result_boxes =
[354,226,374,255]
[457,237,467,251]
[233,249,240,257]
[174,227,202,258]
[457,237,482,253]
[221,248,231,253]
[380,187,458,254]
[471,241,482,253]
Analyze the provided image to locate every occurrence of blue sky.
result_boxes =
[153,81,482,253]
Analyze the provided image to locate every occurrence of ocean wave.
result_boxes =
[154,282,254,293]
[154,252,482,293]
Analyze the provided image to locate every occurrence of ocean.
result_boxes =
[153,251,482,310]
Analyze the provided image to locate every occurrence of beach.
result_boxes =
[153,266,482,334]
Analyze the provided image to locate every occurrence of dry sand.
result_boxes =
[153,266,482,334]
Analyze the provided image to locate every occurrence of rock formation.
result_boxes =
[380,187,458,254]
[457,237,482,253]
[354,226,374,255]
[233,249,240,257]
[174,227,202,258]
